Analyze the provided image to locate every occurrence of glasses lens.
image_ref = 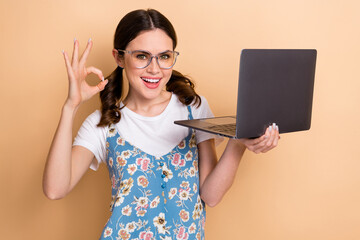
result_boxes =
[158,51,176,69]
[131,51,151,68]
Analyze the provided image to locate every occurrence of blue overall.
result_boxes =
[100,106,206,240]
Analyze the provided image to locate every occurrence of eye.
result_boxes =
[134,52,150,60]
[159,53,172,60]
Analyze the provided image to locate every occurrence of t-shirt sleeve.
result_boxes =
[191,96,224,146]
[73,110,107,171]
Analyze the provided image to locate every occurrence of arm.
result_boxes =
[43,104,94,199]
[42,39,108,200]
[198,124,279,207]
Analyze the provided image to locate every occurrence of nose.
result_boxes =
[146,56,161,73]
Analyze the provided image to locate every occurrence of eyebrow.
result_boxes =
[132,49,173,55]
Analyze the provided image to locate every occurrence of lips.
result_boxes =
[141,77,161,89]
[141,77,160,83]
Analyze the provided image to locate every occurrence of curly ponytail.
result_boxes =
[166,70,201,107]
[97,67,123,127]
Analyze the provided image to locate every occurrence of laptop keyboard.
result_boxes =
[208,124,236,135]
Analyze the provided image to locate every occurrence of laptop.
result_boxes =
[174,49,317,139]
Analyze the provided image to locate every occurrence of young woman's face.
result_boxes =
[117,29,174,102]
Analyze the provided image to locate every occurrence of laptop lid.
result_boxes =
[236,49,317,138]
[174,49,317,139]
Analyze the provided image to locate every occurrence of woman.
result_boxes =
[43,9,279,240]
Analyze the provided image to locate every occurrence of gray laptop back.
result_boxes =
[236,49,317,138]
[174,49,317,139]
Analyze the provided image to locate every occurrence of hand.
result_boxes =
[239,123,280,154]
[62,38,108,109]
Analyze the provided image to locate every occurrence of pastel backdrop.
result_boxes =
[1,0,359,239]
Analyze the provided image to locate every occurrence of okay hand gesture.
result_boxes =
[62,39,108,109]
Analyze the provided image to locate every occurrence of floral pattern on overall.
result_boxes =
[99,106,206,240]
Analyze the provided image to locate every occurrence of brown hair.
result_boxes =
[98,9,201,127]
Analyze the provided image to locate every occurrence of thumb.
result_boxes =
[88,79,108,97]
[96,79,108,92]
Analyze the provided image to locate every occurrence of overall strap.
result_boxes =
[187,105,194,120]
[186,105,195,136]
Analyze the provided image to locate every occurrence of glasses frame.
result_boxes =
[117,49,180,69]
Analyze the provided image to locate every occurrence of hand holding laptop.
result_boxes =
[238,123,280,154]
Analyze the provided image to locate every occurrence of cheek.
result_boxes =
[123,57,135,69]
[163,69,173,81]
[124,68,144,85]
[124,62,143,76]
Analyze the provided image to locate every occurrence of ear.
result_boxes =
[112,49,125,68]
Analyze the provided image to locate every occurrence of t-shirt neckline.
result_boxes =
[120,93,175,121]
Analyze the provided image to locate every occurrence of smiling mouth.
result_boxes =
[141,77,160,83]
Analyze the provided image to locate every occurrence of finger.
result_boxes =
[71,38,79,67]
[240,135,264,153]
[266,123,277,147]
[261,124,276,151]
[86,66,104,80]
[250,127,271,153]
[79,38,93,66]
[62,50,76,80]
[244,133,267,146]
[96,79,108,91]
[277,125,281,139]
[272,124,280,146]
[262,124,280,153]
[271,132,279,150]
[261,141,277,153]
[87,79,109,98]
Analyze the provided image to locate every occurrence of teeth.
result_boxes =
[142,77,160,83]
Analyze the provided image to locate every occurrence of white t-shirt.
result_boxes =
[73,94,221,171]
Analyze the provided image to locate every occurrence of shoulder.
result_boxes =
[74,110,108,144]
[192,95,210,109]
[78,110,108,135]
[190,95,214,119]
[171,94,213,118]
[86,110,102,123]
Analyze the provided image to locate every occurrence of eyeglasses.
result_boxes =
[117,49,179,69]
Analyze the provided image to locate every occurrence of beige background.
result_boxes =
[1,0,360,239]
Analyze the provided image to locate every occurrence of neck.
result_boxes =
[124,90,172,117]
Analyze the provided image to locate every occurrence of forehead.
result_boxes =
[126,29,173,53]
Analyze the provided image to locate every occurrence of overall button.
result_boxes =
[160,162,164,167]
[161,183,166,189]
[161,174,166,178]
